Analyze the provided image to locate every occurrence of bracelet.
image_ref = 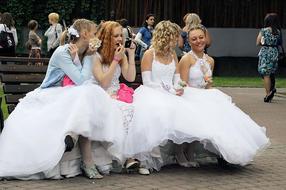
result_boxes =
[113,56,121,62]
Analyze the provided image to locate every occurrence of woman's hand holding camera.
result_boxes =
[125,40,136,56]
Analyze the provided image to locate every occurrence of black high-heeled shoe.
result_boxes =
[268,89,276,102]
[264,95,271,103]
[264,89,276,103]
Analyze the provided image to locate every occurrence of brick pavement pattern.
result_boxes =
[1,88,286,190]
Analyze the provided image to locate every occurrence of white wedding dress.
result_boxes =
[124,50,270,170]
[91,63,135,172]
[0,82,126,179]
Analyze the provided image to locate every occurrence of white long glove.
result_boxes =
[173,73,187,90]
[173,74,181,89]
[142,71,162,89]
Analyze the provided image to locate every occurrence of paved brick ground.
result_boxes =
[1,88,286,190]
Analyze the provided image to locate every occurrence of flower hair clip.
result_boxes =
[68,26,80,38]
[89,37,102,50]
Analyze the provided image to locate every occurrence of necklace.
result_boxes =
[190,50,205,60]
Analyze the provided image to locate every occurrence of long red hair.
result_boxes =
[96,21,122,65]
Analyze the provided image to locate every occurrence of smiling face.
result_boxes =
[188,28,206,52]
[112,26,123,49]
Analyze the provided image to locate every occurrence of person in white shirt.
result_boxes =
[0,12,18,56]
[44,12,62,57]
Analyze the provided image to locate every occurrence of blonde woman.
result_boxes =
[125,20,189,171]
[124,21,269,171]
[44,12,62,57]
[179,25,214,89]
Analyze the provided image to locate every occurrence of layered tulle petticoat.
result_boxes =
[0,82,126,179]
[124,85,270,170]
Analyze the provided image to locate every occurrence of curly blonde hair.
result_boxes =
[96,21,122,65]
[151,20,180,54]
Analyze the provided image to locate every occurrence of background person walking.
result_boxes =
[256,13,282,102]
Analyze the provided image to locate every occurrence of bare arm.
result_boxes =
[178,54,191,83]
[93,46,125,89]
[141,49,153,72]
[93,57,118,89]
[205,56,215,89]
[256,32,262,46]
[207,56,215,72]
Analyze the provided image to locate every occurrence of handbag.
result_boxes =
[0,25,15,49]
[117,83,134,103]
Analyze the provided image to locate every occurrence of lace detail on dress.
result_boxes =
[117,103,134,134]
[188,51,212,89]
[101,64,134,133]
[92,61,134,133]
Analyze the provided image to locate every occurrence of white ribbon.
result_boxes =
[68,26,80,38]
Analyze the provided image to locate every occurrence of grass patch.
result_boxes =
[1,86,9,119]
[213,77,286,88]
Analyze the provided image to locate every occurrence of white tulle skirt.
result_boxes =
[124,86,270,170]
[0,83,126,178]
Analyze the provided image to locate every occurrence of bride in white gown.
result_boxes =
[0,19,125,179]
[91,21,151,175]
[124,21,270,171]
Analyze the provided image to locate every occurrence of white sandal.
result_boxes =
[125,160,139,169]
[138,167,150,175]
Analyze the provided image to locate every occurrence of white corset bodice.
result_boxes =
[188,51,212,89]
[151,52,176,86]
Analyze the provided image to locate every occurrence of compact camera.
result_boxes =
[124,38,132,48]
